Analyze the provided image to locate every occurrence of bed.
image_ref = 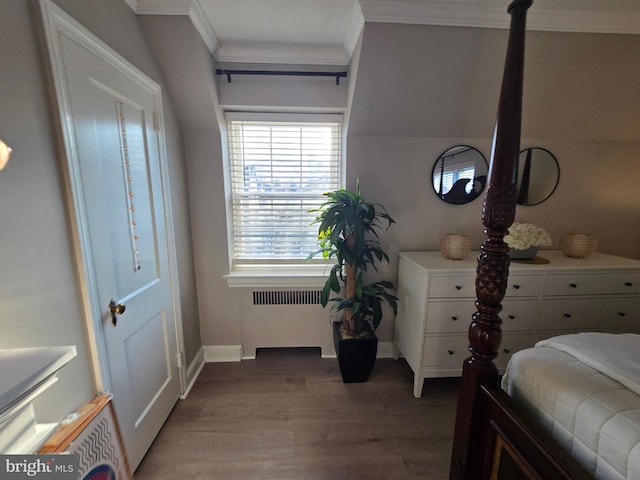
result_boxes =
[503,333,640,479]
[448,1,640,479]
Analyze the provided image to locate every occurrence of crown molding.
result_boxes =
[189,0,218,53]
[132,0,640,66]
[123,0,137,12]
[359,0,640,35]
[360,0,508,29]
[216,43,349,66]
[344,7,365,58]
[133,0,218,53]
[133,0,640,36]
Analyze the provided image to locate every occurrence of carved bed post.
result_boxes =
[449,1,532,479]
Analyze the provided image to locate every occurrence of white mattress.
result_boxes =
[502,334,640,480]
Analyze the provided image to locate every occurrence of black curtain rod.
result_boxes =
[215,69,347,85]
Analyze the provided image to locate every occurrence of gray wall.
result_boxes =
[140,14,355,351]
[0,0,200,422]
[139,15,240,349]
[348,23,640,341]
[147,20,639,348]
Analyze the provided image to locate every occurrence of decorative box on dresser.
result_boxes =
[394,250,640,398]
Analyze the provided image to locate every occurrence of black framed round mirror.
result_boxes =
[432,145,488,205]
[517,147,560,206]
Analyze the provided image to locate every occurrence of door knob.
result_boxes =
[108,299,126,326]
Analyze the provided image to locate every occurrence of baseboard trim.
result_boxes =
[180,347,205,399]
[203,345,243,363]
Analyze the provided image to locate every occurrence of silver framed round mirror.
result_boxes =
[432,145,488,205]
[517,147,560,206]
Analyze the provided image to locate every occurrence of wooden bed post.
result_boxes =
[449,1,532,479]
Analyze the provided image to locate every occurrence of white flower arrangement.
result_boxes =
[504,222,552,250]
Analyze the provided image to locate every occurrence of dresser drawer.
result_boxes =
[505,275,543,297]
[543,273,640,296]
[422,335,470,367]
[425,299,537,334]
[501,300,538,331]
[496,333,534,368]
[426,300,475,333]
[428,276,475,298]
[422,333,534,368]
[538,297,640,331]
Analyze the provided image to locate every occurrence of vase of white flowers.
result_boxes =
[504,223,551,259]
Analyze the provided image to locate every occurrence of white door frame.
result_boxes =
[37,0,186,395]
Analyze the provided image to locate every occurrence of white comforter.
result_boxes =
[502,333,640,480]
[537,333,640,397]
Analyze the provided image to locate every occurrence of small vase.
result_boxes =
[509,246,538,260]
[440,234,472,260]
[559,233,597,258]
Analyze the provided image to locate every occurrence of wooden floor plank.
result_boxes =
[135,348,458,479]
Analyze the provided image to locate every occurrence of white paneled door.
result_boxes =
[40,1,182,470]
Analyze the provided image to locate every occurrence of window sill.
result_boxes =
[224,264,331,288]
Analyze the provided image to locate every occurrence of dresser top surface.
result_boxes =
[398,250,640,274]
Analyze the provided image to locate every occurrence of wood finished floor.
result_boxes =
[135,348,459,480]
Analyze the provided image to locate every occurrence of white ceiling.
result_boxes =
[129,0,640,65]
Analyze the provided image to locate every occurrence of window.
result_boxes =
[226,113,343,268]
[433,161,476,195]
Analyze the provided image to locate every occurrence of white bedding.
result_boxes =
[502,333,640,480]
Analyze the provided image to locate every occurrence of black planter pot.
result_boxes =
[332,321,378,383]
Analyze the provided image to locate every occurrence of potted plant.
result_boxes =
[309,181,398,382]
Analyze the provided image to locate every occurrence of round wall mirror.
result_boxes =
[517,147,560,206]
[432,145,488,205]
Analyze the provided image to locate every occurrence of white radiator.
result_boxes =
[240,289,336,359]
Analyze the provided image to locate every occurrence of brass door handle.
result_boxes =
[108,299,126,326]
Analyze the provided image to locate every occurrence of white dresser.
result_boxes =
[394,250,640,398]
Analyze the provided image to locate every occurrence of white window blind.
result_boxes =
[226,115,343,264]
[433,161,476,195]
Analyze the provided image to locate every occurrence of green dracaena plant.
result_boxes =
[309,181,398,336]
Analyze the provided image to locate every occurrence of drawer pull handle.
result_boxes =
[563,313,572,318]
[618,312,626,317]
[508,315,515,320]
[625,282,633,287]
[455,285,462,290]
[451,316,458,321]
[503,348,510,354]
[448,350,455,355]
[569,283,577,288]
[513,284,520,290]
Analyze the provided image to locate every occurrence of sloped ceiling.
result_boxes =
[348,22,507,137]
[130,0,640,65]
[133,0,640,139]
